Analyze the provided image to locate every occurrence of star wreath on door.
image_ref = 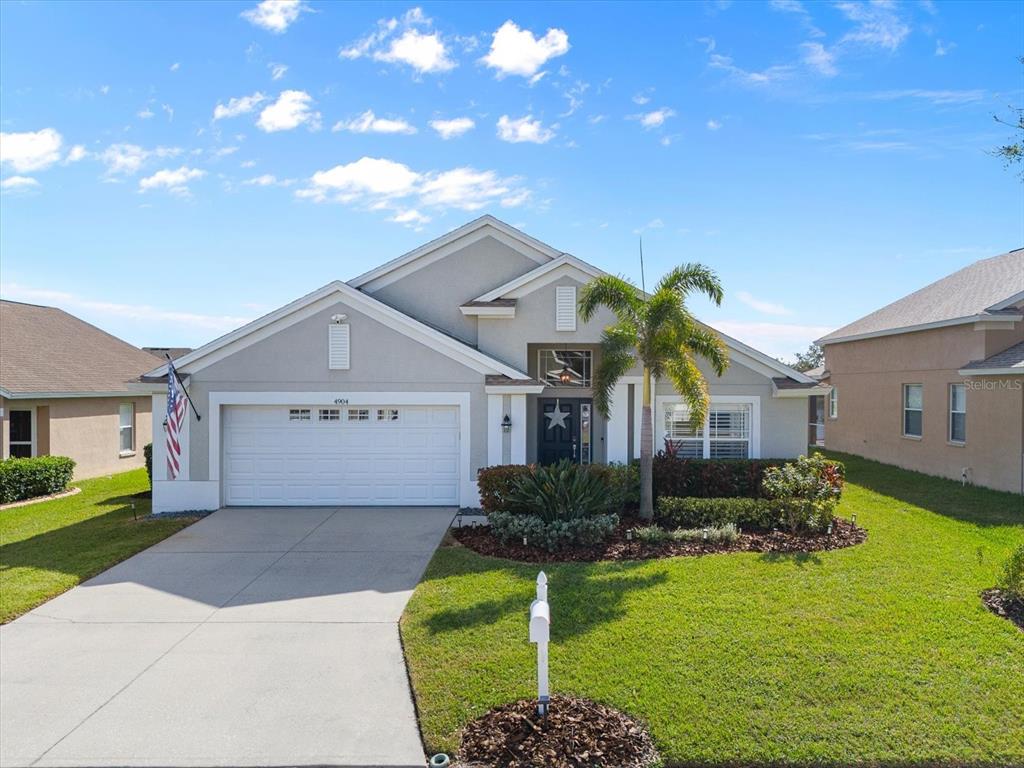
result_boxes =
[545,398,570,430]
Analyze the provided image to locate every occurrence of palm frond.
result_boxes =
[655,263,725,306]
[578,275,642,324]
[681,325,730,377]
[592,324,637,418]
[663,350,711,427]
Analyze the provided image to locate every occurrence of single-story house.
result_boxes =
[817,247,1024,494]
[140,216,827,513]
[0,300,157,478]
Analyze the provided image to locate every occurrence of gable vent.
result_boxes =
[328,323,350,370]
[555,286,577,332]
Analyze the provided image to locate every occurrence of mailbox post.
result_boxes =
[529,571,550,716]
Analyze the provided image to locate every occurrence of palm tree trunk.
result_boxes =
[640,366,654,520]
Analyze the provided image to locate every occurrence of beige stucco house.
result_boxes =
[139,216,827,514]
[0,300,156,479]
[817,248,1024,494]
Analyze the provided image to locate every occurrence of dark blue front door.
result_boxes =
[537,398,580,464]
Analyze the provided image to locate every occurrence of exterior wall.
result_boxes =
[363,235,541,345]
[0,395,151,479]
[824,323,1024,494]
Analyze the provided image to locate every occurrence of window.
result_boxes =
[347,408,370,421]
[555,285,577,331]
[709,403,751,458]
[903,384,923,437]
[376,408,399,421]
[289,409,311,421]
[328,323,350,370]
[538,349,592,387]
[664,405,703,458]
[319,408,340,422]
[949,383,966,444]
[828,387,838,419]
[119,403,135,453]
[9,410,32,458]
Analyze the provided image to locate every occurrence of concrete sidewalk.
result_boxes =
[0,506,454,767]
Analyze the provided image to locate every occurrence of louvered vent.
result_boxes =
[555,286,577,331]
[328,324,350,370]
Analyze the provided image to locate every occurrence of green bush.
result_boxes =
[657,496,776,530]
[143,443,153,488]
[477,465,532,513]
[762,453,843,532]
[632,523,739,545]
[592,462,640,512]
[998,544,1024,599]
[507,459,613,522]
[488,510,619,552]
[477,462,637,516]
[653,456,787,499]
[0,456,76,504]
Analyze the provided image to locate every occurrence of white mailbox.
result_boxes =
[529,571,550,716]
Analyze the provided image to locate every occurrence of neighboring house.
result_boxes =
[0,300,156,478]
[817,247,1024,494]
[140,216,826,513]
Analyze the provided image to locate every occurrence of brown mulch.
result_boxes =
[459,694,658,768]
[450,517,866,563]
[981,588,1024,631]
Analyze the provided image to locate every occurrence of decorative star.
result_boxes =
[545,399,570,431]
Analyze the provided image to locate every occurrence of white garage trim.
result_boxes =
[208,391,474,506]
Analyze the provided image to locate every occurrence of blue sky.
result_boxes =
[1,0,1021,361]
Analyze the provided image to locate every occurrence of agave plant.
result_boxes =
[506,460,610,523]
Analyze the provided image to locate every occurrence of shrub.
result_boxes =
[632,523,739,544]
[507,459,612,523]
[998,544,1024,599]
[488,510,619,552]
[477,465,532,513]
[657,496,776,530]
[762,453,842,532]
[143,443,153,488]
[588,462,639,513]
[652,457,787,499]
[0,456,76,504]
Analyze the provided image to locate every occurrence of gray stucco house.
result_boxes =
[142,216,824,513]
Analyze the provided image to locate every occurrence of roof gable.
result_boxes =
[473,254,605,302]
[348,215,561,291]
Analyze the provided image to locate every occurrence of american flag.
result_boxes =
[165,361,187,480]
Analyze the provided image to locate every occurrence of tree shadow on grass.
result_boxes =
[824,450,1024,528]
[421,561,669,641]
[758,550,824,567]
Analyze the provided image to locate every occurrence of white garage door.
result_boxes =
[222,405,460,506]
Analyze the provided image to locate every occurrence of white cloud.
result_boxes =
[935,39,955,57]
[768,0,825,37]
[269,62,288,80]
[632,218,664,234]
[866,88,984,105]
[137,107,155,119]
[481,20,569,79]
[138,166,206,196]
[630,108,676,129]
[333,110,417,135]
[835,1,910,52]
[588,114,607,125]
[297,156,531,218]
[429,117,475,139]
[240,159,257,168]
[65,145,88,163]
[0,128,63,173]
[706,119,722,130]
[99,144,181,177]
[390,208,431,226]
[496,115,555,144]
[0,282,252,333]
[242,174,293,187]
[170,62,181,72]
[632,90,652,105]
[1,175,41,191]
[736,290,793,316]
[241,0,309,33]
[709,53,794,86]
[256,90,320,132]
[213,92,267,121]
[341,8,454,75]
[162,104,174,121]
[800,42,837,76]
[713,320,833,361]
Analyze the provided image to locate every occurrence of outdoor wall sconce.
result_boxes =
[501,414,512,433]
[558,365,574,385]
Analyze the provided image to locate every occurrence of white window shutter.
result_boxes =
[328,324,350,370]
[555,286,577,331]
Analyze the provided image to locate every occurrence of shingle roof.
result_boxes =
[961,340,1024,372]
[0,301,160,395]
[819,248,1024,344]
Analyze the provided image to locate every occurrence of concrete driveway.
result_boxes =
[1,506,454,768]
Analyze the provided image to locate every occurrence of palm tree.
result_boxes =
[579,265,729,520]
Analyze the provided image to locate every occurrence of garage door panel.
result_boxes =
[223,404,460,506]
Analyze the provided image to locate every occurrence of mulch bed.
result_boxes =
[459,694,658,768]
[450,517,866,563]
[981,588,1024,631]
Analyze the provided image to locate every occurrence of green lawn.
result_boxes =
[0,469,198,623]
[401,453,1024,766]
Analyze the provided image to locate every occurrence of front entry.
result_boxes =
[537,398,592,465]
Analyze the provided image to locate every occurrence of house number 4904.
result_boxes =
[334,398,349,405]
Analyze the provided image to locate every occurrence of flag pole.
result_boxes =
[165,354,202,422]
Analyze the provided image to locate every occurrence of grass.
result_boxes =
[0,469,197,623]
[401,453,1024,766]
